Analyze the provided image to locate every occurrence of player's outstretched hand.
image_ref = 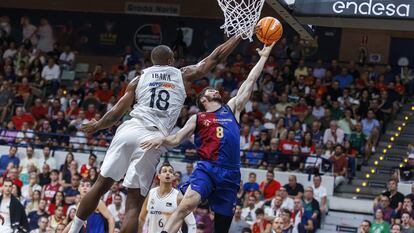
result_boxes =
[140,137,164,150]
[81,119,99,134]
[256,41,276,58]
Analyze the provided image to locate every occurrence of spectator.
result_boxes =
[330,145,348,188]
[22,172,42,202]
[242,195,258,226]
[300,132,316,156]
[302,187,321,229]
[391,224,401,233]
[359,220,371,233]
[103,181,126,206]
[11,107,35,131]
[42,58,60,94]
[349,122,366,154]
[63,174,80,205]
[270,217,284,233]
[394,197,414,223]
[37,18,54,53]
[29,216,49,233]
[0,81,13,123]
[0,178,29,232]
[181,162,193,185]
[246,141,264,168]
[241,125,255,150]
[107,193,125,223]
[39,146,57,170]
[313,59,326,79]
[42,169,61,201]
[27,190,42,214]
[283,175,304,198]
[19,145,40,177]
[361,110,380,138]
[7,167,23,188]
[243,172,260,195]
[382,179,404,212]
[406,183,414,204]
[334,68,353,89]
[48,205,65,230]
[310,121,323,145]
[371,209,390,233]
[323,120,344,145]
[292,197,314,233]
[278,186,294,211]
[338,108,356,137]
[51,111,68,133]
[59,45,75,70]
[259,170,281,201]
[281,208,293,232]
[399,155,414,182]
[21,16,37,45]
[311,175,327,216]
[80,153,96,178]
[400,212,414,233]
[31,98,49,121]
[38,163,51,186]
[0,145,19,175]
[47,191,67,216]
[264,195,283,220]
[252,209,271,233]
[311,98,325,120]
[229,205,249,233]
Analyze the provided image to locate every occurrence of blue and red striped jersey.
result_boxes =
[194,105,240,169]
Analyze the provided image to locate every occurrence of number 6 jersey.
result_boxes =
[146,188,180,233]
[130,65,186,136]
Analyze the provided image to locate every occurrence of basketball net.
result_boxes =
[217,0,266,41]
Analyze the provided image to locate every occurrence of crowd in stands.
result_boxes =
[357,180,414,233]
[0,13,412,233]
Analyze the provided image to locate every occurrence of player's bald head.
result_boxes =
[151,45,174,65]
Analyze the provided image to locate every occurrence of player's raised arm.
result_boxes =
[181,36,241,82]
[228,42,276,117]
[81,76,139,133]
[140,115,197,150]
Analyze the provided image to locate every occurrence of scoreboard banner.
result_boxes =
[293,0,413,19]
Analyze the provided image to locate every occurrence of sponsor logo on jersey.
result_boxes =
[166,202,172,207]
[149,82,175,89]
[203,119,212,127]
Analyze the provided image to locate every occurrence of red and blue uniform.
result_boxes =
[181,105,241,216]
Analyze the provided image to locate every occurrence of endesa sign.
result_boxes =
[294,0,413,18]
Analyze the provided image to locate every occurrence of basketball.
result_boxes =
[255,16,283,45]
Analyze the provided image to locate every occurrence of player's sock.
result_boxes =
[68,216,85,233]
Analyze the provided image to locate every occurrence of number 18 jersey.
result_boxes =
[130,65,186,136]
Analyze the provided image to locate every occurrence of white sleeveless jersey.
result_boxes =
[130,65,186,136]
[146,187,181,233]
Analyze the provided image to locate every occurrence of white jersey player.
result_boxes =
[69,37,241,233]
[139,163,196,233]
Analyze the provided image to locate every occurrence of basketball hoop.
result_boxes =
[217,0,266,41]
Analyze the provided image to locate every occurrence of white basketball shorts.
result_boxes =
[100,118,164,195]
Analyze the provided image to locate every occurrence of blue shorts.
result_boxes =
[180,161,241,216]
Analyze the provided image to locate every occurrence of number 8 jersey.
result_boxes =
[130,65,186,136]
[194,105,241,169]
